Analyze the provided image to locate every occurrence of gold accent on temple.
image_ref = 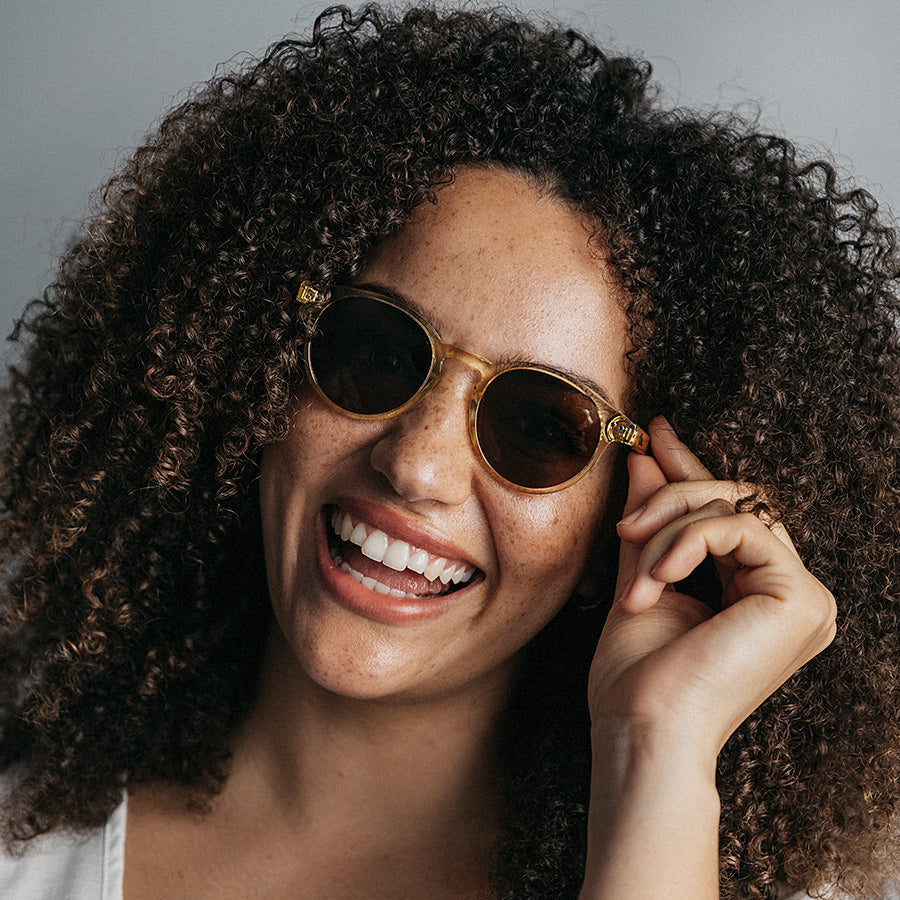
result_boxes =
[296,281,324,304]
[605,415,650,454]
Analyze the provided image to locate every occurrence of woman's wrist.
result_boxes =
[581,713,721,899]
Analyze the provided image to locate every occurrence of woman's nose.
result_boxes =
[369,361,477,506]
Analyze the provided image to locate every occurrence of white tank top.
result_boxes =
[0,781,125,900]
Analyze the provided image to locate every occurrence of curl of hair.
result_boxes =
[1,6,899,897]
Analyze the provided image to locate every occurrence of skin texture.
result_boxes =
[1,7,899,898]
[259,167,630,705]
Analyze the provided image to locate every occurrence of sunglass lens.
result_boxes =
[475,369,601,489]
[309,295,433,415]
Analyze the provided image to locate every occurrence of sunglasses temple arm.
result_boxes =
[606,415,651,454]
[297,281,325,304]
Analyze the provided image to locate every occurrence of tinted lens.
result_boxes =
[308,295,434,415]
[475,368,602,489]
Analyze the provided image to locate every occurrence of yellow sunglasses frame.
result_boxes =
[297,281,649,493]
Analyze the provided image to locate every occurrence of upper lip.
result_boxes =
[328,496,481,571]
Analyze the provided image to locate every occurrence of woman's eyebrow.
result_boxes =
[351,280,454,334]
[496,352,618,407]
[351,280,619,407]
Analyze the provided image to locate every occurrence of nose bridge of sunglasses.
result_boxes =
[436,340,495,383]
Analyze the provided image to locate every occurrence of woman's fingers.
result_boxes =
[655,566,835,751]
[618,498,831,622]
[617,418,732,537]
[617,499,732,613]
[621,451,668,518]
[618,479,800,557]
[615,453,668,598]
[618,479,743,533]
[618,418,800,561]
[646,415,714,483]
[604,578,835,757]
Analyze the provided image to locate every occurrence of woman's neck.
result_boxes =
[124,624,510,897]
[226,625,511,845]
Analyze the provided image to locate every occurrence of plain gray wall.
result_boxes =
[2,1,897,365]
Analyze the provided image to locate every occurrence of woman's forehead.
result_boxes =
[358,168,631,406]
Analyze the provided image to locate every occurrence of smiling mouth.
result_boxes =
[325,506,480,599]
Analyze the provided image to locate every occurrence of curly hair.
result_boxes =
[1,5,899,897]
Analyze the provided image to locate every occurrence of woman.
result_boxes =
[0,5,897,898]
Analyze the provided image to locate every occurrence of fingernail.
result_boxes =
[650,552,670,580]
[618,505,645,527]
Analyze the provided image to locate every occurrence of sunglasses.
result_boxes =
[296,282,649,492]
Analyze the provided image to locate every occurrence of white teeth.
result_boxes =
[407,549,429,574]
[382,540,411,572]
[340,559,419,599]
[361,530,389,563]
[423,556,447,581]
[329,509,476,589]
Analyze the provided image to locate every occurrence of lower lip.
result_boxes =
[315,513,473,624]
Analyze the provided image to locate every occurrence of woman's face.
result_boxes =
[260,167,631,704]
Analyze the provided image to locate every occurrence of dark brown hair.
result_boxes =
[1,6,899,897]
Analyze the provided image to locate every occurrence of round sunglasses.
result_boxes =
[297,282,649,492]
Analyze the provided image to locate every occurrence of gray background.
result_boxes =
[2,1,897,365]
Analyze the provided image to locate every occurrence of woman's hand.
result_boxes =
[580,417,837,899]
[592,416,835,756]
